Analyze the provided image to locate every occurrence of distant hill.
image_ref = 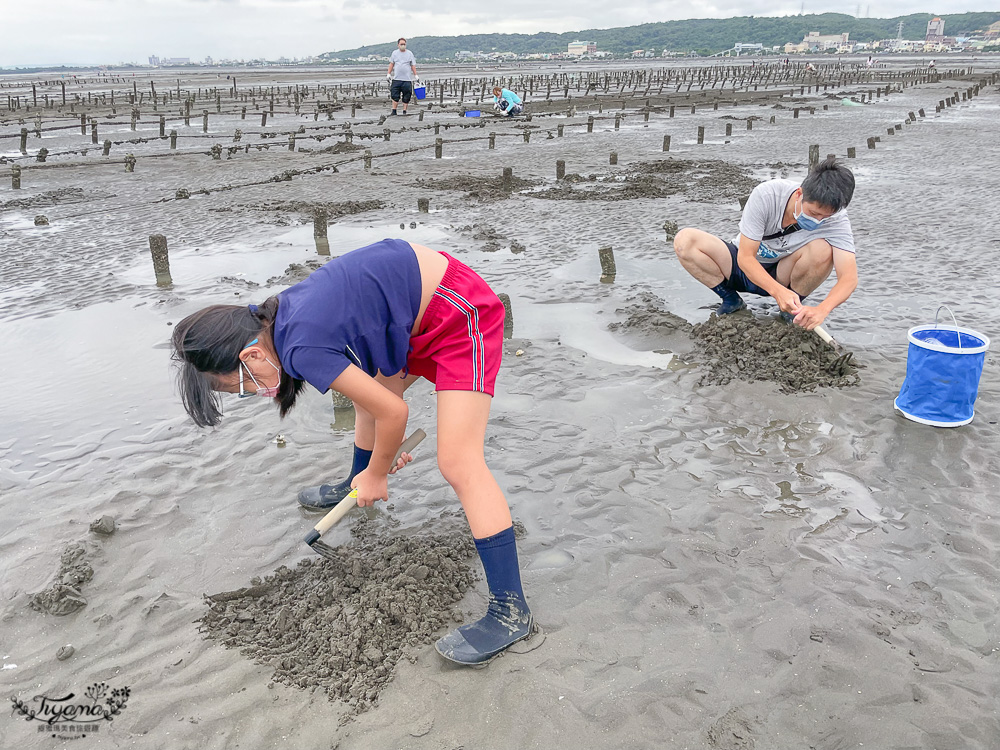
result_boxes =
[320,12,1000,59]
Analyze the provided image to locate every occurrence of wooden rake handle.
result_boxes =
[308,429,426,539]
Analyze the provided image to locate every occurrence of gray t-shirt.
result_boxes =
[736,179,855,263]
[390,49,416,82]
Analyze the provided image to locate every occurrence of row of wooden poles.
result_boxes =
[121,72,997,294]
[2,64,966,117]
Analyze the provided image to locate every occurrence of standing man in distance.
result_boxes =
[672,158,858,330]
[387,38,418,116]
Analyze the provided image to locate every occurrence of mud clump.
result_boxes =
[236,199,385,222]
[416,174,537,202]
[0,187,91,211]
[609,292,692,336]
[267,258,328,285]
[532,159,759,204]
[691,314,861,393]
[200,516,478,715]
[30,543,94,616]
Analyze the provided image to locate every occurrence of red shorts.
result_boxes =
[406,253,503,395]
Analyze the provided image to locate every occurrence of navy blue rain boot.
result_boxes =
[297,445,373,510]
[712,282,746,314]
[435,526,533,665]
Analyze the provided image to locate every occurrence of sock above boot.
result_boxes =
[435,526,533,665]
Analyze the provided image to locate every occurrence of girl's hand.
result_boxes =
[351,469,389,507]
[388,451,413,476]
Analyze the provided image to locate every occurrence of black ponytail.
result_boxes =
[171,297,305,427]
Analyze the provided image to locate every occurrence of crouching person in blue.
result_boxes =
[492,86,523,117]
[171,239,533,665]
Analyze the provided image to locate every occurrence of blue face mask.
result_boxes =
[794,195,828,231]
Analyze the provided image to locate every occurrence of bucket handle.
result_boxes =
[934,305,962,350]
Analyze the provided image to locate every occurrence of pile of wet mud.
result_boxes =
[30,543,94,616]
[457,223,525,253]
[532,159,759,204]
[608,292,693,336]
[200,515,478,715]
[415,174,537,202]
[691,314,860,393]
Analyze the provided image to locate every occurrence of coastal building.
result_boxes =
[986,20,1000,39]
[567,41,597,56]
[800,31,851,50]
[926,17,946,40]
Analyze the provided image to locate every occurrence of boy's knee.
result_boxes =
[806,239,834,264]
[673,228,698,257]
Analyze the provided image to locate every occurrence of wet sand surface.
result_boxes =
[2,59,999,749]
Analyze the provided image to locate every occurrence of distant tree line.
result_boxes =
[321,12,1000,59]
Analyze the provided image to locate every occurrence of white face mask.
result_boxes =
[237,338,281,398]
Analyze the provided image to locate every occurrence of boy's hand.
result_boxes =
[351,468,389,507]
[388,451,413,475]
[773,288,801,314]
[793,305,827,330]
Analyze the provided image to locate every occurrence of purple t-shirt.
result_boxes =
[273,239,421,392]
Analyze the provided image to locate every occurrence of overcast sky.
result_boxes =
[2,0,995,66]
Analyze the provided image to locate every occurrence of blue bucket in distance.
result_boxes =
[414,86,426,100]
[894,307,990,427]
[464,110,481,117]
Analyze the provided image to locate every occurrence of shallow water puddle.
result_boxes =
[4,299,180,473]
[514,300,678,369]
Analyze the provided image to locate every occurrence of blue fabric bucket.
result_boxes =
[414,86,426,100]
[894,308,989,427]
[463,110,481,117]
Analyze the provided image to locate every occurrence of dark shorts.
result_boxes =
[723,240,778,296]
[391,80,414,103]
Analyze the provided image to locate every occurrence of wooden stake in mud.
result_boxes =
[587,116,594,133]
[124,153,136,172]
[91,120,98,144]
[557,124,564,137]
[103,139,111,156]
[170,130,177,149]
[609,151,618,165]
[434,138,443,159]
[159,115,165,136]
[20,127,28,154]
[847,147,856,159]
[314,208,330,255]
[497,293,514,338]
[726,123,733,136]
[417,198,430,213]
[662,135,671,152]
[261,112,267,126]
[867,137,876,150]
[364,149,373,170]
[501,167,513,193]
[10,164,21,190]
[556,160,566,180]
[598,246,616,283]
[697,126,704,144]
[489,132,495,149]
[809,145,820,168]
[149,234,173,287]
